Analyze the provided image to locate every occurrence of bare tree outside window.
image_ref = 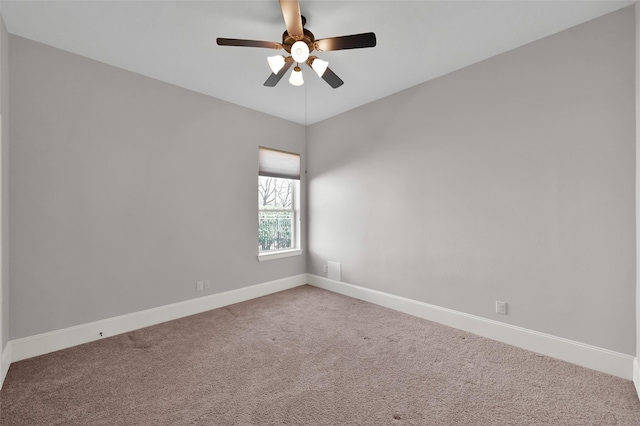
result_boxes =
[258,176,294,251]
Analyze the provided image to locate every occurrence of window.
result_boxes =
[258,176,296,251]
[258,147,301,260]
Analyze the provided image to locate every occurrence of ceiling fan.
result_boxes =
[216,0,376,89]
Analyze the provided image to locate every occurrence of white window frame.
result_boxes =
[258,178,301,261]
[257,147,302,261]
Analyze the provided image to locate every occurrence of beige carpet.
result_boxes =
[1,285,639,425]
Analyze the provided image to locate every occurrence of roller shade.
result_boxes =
[258,147,301,180]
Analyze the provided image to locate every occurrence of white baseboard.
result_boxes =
[9,274,307,365]
[1,341,11,389]
[308,274,634,380]
[634,358,640,398]
[3,273,635,388]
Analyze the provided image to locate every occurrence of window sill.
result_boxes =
[257,249,303,262]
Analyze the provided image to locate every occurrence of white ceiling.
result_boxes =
[1,1,634,125]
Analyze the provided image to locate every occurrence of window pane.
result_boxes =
[258,211,293,252]
[258,176,293,210]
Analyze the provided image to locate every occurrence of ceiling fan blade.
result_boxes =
[217,38,281,49]
[264,61,294,87]
[279,0,303,38]
[321,67,344,89]
[314,32,377,52]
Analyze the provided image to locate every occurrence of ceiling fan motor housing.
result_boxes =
[282,28,315,57]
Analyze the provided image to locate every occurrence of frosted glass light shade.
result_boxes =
[289,66,304,86]
[310,58,329,77]
[291,41,309,63]
[267,55,286,74]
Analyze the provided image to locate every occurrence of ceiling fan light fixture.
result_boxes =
[291,41,310,63]
[309,57,329,77]
[289,66,304,86]
[267,55,286,74]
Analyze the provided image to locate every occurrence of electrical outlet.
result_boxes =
[196,280,204,292]
[204,280,211,290]
[496,301,507,315]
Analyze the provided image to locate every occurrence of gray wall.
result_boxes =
[1,16,8,352]
[636,3,640,362]
[9,35,306,340]
[307,7,635,354]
